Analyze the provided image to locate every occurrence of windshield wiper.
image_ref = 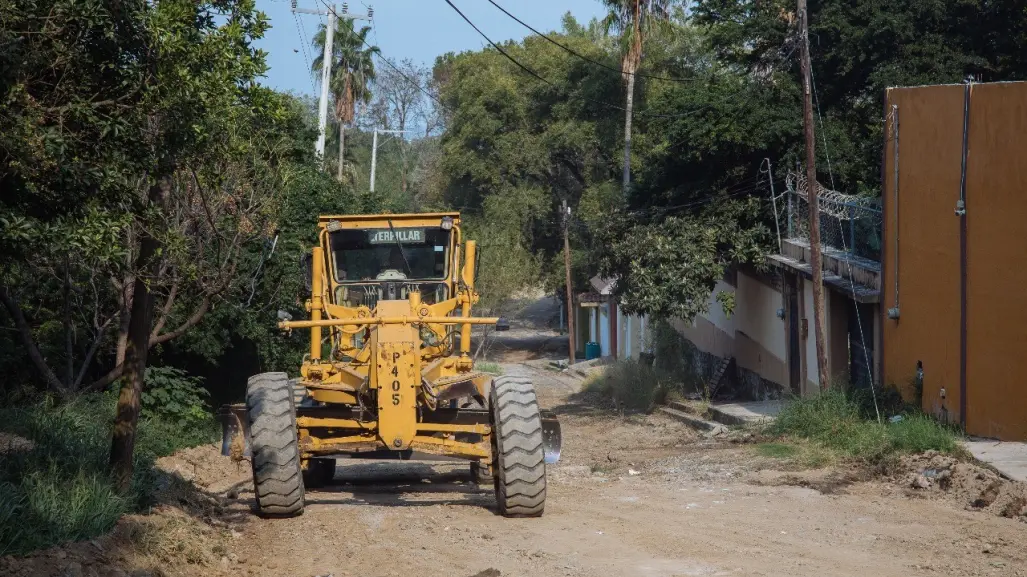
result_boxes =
[387,219,414,278]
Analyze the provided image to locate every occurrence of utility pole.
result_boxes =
[292,1,371,170]
[562,200,576,365]
[369,128,412,193]
[798,0,830,388]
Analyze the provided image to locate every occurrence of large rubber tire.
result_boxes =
[247,372,305,517]
[490,376,547,517]
[290,377,308,407]
[302,458,336,488]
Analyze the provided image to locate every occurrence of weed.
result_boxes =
[756,443,800,459]
[474,361,504,375]
[768,390,961,465]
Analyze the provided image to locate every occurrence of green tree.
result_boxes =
[312,19,378,182]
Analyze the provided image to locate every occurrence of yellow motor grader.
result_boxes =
[219,212,560,518]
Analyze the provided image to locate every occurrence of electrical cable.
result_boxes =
[485,0,705,84]
[312,0,442,106]
[441,0,737,120]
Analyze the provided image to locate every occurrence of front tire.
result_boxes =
[247,372,305,517]
[490,376,547,517]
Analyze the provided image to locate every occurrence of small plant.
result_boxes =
[474,361,504,375]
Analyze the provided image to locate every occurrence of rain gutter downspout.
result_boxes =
[957,79,973,430]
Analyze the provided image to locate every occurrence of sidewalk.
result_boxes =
[963,439,1027,483]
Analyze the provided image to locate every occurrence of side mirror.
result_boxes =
[301,253,313,294]
[495,317,510,332]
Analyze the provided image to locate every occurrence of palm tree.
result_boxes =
[312,19,379,182]
[603,0,672,194]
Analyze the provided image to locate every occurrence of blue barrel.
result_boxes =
[585,342,601,361]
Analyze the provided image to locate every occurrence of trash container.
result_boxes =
[585,341,601,361]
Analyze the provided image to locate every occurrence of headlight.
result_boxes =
[440,216,454,230]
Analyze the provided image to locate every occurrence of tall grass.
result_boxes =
[768,390,960,463]
[583,359,673,411]
[0,392,218,556]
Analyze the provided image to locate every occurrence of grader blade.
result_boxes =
[540,409,562,464]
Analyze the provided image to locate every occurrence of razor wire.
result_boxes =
[783,172,883,262]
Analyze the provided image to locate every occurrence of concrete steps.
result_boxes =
[657,404,727,436]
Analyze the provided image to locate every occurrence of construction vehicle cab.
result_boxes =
[221,212,561,518]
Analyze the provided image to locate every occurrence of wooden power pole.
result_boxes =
[798,0,830,388]
[562,200,576,365]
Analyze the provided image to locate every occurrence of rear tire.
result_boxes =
[290,377,308,407]
[490,376,547,517]
[302,458,336,488]
[247,372,305,517]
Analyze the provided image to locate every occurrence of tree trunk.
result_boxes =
[109,174,169,493]
[622,68,636,194]
[336,123,345,182]
[63,253,74,388]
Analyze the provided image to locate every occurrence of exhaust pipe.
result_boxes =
[217,404,250,457]
[540,409,562,464]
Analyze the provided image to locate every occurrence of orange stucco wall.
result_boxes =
[882,82,1027,440]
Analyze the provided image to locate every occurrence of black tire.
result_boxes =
[490,376,547,517]
[302,458,336,488]
[247,372,305,517]
[470,461,493,486]
[290,377,308,407]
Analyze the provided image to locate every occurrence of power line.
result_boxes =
[441,0,744,121]
[485,0,703,85]
[311,0,442,107]
[293,11,317,94]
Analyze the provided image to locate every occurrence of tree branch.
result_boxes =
[0,283,66,393]
[150,280,178,339]
[72,316,114,390]
[150,295,210,346]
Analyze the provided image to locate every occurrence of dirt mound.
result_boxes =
[154,443,250,493]
[897,450,1027,519]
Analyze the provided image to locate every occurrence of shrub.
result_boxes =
[584,359,672,411]
[0,372,218,556]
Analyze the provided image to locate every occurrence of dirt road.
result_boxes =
[6,298,1026,577]
[213,353,1027,577]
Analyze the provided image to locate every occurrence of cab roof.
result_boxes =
[317,212,460,230]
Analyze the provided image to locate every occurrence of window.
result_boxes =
[330,227,450,282]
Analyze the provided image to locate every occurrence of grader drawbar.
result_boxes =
[218,213,561,518]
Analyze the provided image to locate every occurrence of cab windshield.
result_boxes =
[329,227,450,282]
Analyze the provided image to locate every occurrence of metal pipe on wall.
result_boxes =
[957,80,973,430]
[887,105,901,320]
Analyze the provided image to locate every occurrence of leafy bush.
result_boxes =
[768,390,961,463]
[0,378,218,556]
[134,366,211,430]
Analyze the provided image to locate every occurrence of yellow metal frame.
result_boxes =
[280,212,496,462]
